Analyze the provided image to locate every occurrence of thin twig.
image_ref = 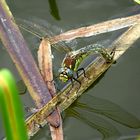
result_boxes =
[0,0,60,128]
[38,39,63,140]
[50,14,140,44]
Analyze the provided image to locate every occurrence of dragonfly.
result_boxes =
[58,44,115,84]
[16,18,115,88]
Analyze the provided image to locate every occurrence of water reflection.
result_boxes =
[48,0,61,20]
[65,94,140,139]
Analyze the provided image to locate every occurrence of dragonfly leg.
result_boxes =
[110,47,117,63]
[73,77,81,85]
[76,68,86,78]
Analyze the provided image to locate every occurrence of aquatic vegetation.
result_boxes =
[0,69,28,140]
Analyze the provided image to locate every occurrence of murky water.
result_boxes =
[0,0,140,140]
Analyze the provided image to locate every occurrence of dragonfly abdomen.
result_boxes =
[90,47,113,62]
[62,44,114,72]
[77,44,114,62]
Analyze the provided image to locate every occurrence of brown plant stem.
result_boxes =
[38,39,63,140]
[0,0,59,127]
[49,14,140,44]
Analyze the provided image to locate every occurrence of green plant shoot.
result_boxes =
[0,69,28,140]
[134,0,140,4]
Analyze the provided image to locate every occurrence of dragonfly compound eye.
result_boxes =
[66,68,73,77]
[58,67,73,82]
[59,74,69,82]
[58,67,68,82]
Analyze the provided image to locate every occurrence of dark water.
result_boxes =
[0,0,140,140]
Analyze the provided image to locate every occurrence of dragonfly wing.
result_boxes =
[16,18,48,38]
[16,18,73,53]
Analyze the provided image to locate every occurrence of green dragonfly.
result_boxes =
[16,18,115,86]
[58,44,115,84]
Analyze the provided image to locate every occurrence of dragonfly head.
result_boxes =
[58,67,73,82]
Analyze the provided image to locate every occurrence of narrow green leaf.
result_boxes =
[134,0,140,4]
[0,69,28,140]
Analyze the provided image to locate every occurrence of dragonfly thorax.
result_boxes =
[58,67,73,82]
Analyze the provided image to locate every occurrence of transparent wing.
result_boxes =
[15,17,73,53]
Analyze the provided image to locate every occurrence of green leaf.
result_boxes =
[134,0,140,4]
[0,69,28,140]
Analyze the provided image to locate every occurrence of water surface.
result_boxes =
[0,0,140,140]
